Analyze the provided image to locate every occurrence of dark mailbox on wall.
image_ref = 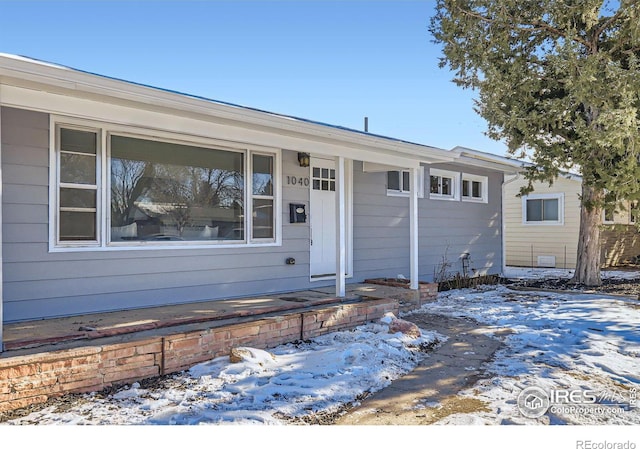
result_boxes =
[289,203,307,223]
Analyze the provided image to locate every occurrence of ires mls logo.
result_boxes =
[517,386,633,419]
[517,386,551,418]
[548,389,597,404]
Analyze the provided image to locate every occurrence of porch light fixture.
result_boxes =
[297,152,310,167]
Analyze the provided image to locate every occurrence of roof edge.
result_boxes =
[0,53,456,163]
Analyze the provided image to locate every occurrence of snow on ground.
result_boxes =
[504,266,640,281]
[5,318,443,425]
[408,285,640,425]
[4,279,640,427]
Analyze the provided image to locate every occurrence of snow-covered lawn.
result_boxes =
[4,319,443,425]
[4,283,639,428]
[415,285,640,425]
[504,266,640,281]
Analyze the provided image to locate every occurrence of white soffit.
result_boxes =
[363,162,414,172]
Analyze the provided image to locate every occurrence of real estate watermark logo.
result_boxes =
[517,386,551,418]
[576,440,637,449]
[517,386,637,418]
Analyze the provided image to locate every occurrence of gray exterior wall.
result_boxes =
[352,161,503,282]
[1,106,503,322]
[1,106,331,322]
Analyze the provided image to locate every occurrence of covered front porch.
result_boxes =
[2,282,435,353]
[0,282,437,413]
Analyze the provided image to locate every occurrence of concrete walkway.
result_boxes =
[335,313,506,425]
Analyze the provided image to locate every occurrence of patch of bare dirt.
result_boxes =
[416,396,491,424]
[0,392,90,423]
[273,391,372,425]
[505,272,640,298]
[0,373,181,424]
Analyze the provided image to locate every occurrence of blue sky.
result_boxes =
[0,0,508,156]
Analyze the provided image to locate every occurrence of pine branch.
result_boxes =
[455,5,592,49]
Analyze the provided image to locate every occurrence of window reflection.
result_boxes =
[110,136,244,242]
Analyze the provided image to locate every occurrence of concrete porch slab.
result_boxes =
[0,280,414,414]
[1,283,408,354]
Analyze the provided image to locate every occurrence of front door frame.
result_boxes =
[309,156,353,282]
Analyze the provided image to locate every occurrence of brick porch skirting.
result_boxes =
[363,278,438,311]
[0,297,398,413]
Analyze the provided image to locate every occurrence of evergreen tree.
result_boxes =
[430,0,640,285]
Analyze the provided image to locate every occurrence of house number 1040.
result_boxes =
[286,176,310,186]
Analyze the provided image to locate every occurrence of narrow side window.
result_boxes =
[251,153,275,241]
[387,169,424,198]
[57,127,99,244]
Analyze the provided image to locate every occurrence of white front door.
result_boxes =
[310,157,337,278]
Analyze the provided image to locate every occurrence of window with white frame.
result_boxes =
[429,169,459,200]
[386,169,424,198]
[523,193,564,225]
[461,173,488,203]
[56,126,100,243]
[52,120,279,249]
[251,153,275,239]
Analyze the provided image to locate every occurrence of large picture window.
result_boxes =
[52,121,279,249]
[110,136,245,242]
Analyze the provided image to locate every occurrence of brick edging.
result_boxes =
[363,278,438,311]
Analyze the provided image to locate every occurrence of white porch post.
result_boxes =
[335,155,346,297]
[409,166,419,290]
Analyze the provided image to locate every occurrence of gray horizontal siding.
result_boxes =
[1,241,308,263]
[5,277,317,322]
[4,264,311,301]
[3,224,49,243]
[1,106,503,322]
[1,106,321,322]
[3,165,49,186]
[419,163,503,279]
[352,163,412,280]
[352,161,503,282]
[3,184,48,205]
[4,249,312,283]
[2,204,48,224]
[1,143,49,167]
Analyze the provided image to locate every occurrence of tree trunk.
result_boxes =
[571,182,603,286]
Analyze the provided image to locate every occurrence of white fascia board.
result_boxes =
[449,146,525,173]
[0,84,422,168]
[0,54,454,164]
[453,155,523,174]
[362,162,416,172]
[450,146,583,180]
